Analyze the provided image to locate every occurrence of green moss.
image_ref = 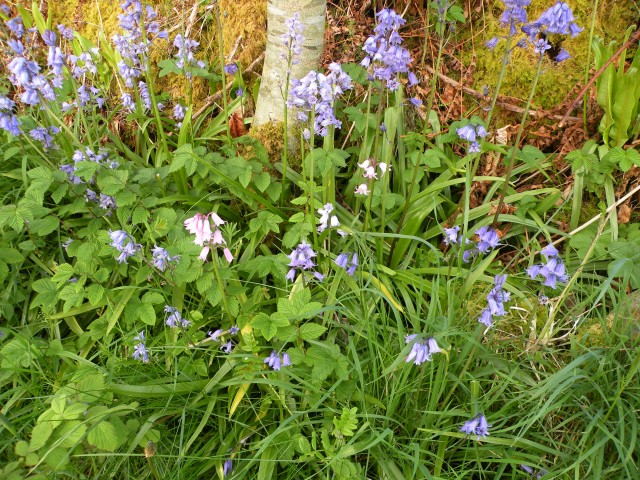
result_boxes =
[465,0,637,110]
[249,121,285,167]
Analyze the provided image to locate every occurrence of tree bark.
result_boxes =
[254,0,326,127]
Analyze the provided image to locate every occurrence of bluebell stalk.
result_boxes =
[151,246,179,271]
[527,245,568,289]
[478,274,510,328]
[164,305,190,328]
[404,335,441,365]
[264,351,291,371]
[132,331,149,363]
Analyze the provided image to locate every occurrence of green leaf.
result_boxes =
[153,208,177,236]
[56,421,87,448]
[253,172,271,192]
[239,255,286,278]
[87,421,119,452]
[137,302,156,325]
[332,407,358,438]
[59,284,85,312]
[132,206,150,225]
[251,312,289,341]
[142,292,164,304]
[0,248,24,264]
[299,323,327,341]
[97,169,129,196]
[30,422,54,452]
[249,211,282,235]
[282,222,313,249]
[52,263,75,285]
[277,288,322,320]
[30,216,60,236]
[170,144,195,173]
[86,284,105,305]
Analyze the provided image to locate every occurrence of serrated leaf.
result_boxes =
[282,222,313,249]
[87,421,119,452]
[52,263,75,285]
[0,260,8,283]
[30,216,60,236]
[251,312,289,341]
[137,303,156,325]
[0,247,24,264]
[299,323,327,341]
[56,421,87,448]
[249,211,282,235]
[239,255,286,278]
[131,206,150,225]
[30,422,54,452]
[277,288,322,320]
[59,284,85,312]
[253,172,270,192]
[142,291,164,304]
[97,170,129,196]
[86,284,105,305]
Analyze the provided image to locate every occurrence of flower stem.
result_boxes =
[491,53,545,228]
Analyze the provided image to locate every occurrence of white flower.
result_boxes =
[354,183,370,195]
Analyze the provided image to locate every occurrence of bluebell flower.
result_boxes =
[536,1,582,36]
[555,48,571,62]
[165,305,189,328]
[138,81,151,111]
[151,245,179,271]
[264,351,291,370]
[29,127,58,150]
[335,252,358,276]
[533,38,551,55]
[0,4,11,15]
[485,37,500,49]
[281,13,304,63]
[229,326,240,335]
[109,230,141,263]
[224,63,238,75]
[42,29,57,47]
[475,226,499,253]
[223,458,233,476]
[58,24,74,40]
[6,17,24,37]
[456,122,489,153]
[405,334,441,365]
[173,34,204,76]
[520,464,548,478]
[443,226,461,246]
[409,97,423,107]
[221,341,233,353]
[499,0,530,35]
[361,9,416,90]
[7,39,24,55]
[460,414,491,440]
[478,274,510,327]
[173,103,186,121]
[528,245,568,289]
[286,241,322,281]
[133,331,149,363]
[236,87,243,97]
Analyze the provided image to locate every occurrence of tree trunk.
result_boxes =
[254,0,326,126]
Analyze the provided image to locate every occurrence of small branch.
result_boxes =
[423,65,581,123]
[558,29,640,128]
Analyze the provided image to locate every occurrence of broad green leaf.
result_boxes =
[299,323,327,341]
[29,422,54,452]
[87,421,119,452]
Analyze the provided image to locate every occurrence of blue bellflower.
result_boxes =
[405,334,441,365]
[133,331,149,362]
[460,414,491,440]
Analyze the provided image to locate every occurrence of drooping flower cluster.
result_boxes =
[209,326,239,353]
[335,253,358,276]
[223,63,238,75]
[151,245,179,271]
[112,1,166,91]
[281,13,304,64]
[109,230,142,264]
[132,331,149,363]
[264,350,291,371]
[165,305,190,328]
[85,189,117,215]
[317,203,341,234]
[354,158,389,196]
[173,34,205,77]
[460,414,491,440]
[29,126,59,150]
[527,245,568,289]
[405,335,441,365]
[520,465,548,479]
[4,25,59,108]
[287,62,353,137]
[361,8,415,91]
[487,1,581,62]
[443,226,461,246]
[286,241,324,282]
[464,226,501,263]
[0,96,21,136]
[60,147,118,185]
[456,122,488,154]
[184,212,233,263]
[223,458,233,477]
[478,274,511,327]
